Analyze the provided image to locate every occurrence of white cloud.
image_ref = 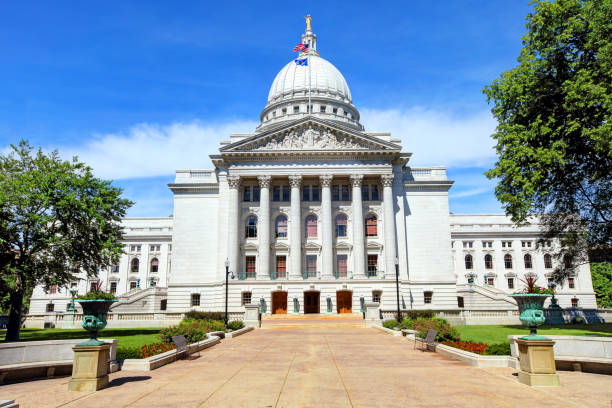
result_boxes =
[360,107,497,167]
[63,120,258,180]
[450,187,491,199]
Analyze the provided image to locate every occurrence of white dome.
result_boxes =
[267,55,352,104]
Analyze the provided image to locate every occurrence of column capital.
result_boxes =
[257,175,272,188]
[381,174,395,187]
[350,174,364,187]
[319,174,333,187]
[288,174,303,188]
[227,175,241,189]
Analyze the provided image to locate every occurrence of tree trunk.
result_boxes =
[5,290,24,342]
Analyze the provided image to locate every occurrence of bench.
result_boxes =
[172,335,200,359]
[414,329,438,352]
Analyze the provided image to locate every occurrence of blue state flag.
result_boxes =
[294,58,308,66]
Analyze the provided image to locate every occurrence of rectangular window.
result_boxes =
[150,244,161,252]
[370,185,379,201]
[311,186,319,201]
[332,185,340,201]
[245,256,256,278]
[568,278,575,289]
[253,186,260,202]
[361,185,369,201]
[90,282,98,292]
[335,216,347,237]
[367,254,378,277]
[46,303,54,312]
[242,292,252,306]
[305,255,317,277]
[424,291,433,304]
[276,256,286,278]
[341,185,349,201]
[70,282,78,288]
[273,186,281,201]
[130,281,137,290]
[507,278,514,289]
[482,241,492,248]
[130,245,141,252]
[336,255,348,277]
[110,282,117,294]
[333,107,338,114]
[487,277,494,286]
[372,291,381,304]
[302,186,310,201]
[243,186,251,201]
[111,263,120,273]
[276,217,287,238]
[191,294,200,307]
[457,296,464,308]
[282,186,289,201]
[502,241,512,248]
[293,106,299,113]
[571,298,578,308]
[50,285,57,294]
[320,105,326,112]
[160,299,167,311]
[463,241,473,248]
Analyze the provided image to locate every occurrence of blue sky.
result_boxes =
[0,1,533,216]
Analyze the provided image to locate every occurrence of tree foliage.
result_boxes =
[591,262,612,308]
[0,141,132,341]
[484,0,612,282]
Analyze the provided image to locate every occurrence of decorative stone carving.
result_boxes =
[381,174,395,187]
[288,174,302,188]
[319,174,333,187]
[350,174,364,187]
[227,176,241,189]
[257,175,272,188]
[238,126,374,151]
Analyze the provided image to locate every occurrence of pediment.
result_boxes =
[220,118,401,154]
[366,241,383,249]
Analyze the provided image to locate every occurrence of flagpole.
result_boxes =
[308,52,312,114]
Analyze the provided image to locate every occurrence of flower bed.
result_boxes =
[442,340,488,355]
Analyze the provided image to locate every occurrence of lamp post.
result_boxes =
[395,257,401,323]
[224,258,234,329]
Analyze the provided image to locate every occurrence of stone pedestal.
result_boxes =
[68,344,110,391]
[516,338,560,387]
[364,302,380,327]
[243,303,261,328]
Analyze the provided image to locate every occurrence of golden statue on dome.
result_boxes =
[305,14,312,31]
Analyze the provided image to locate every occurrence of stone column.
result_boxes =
[257,175,271,280]
[382,174,397,278]
[227,176,241,276]
[350,174,365,279]
[289,175,303,279]
[320,174,334,279]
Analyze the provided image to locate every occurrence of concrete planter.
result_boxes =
[225,327,254,338]
[372,324,403,336]
[121,335,221,371]
[435,344,518,368]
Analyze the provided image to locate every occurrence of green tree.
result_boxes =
[591,262,612,308]
[484,0,612,282]
[0,141,132,341]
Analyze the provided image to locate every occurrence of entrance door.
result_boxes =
[304,291,320,314]
[272,291,287,314]
[336,291,352,313]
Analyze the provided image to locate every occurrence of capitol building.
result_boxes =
[28,23,597,323]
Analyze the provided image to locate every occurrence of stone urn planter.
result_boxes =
[508,294,550,340]
[77,299,117,346]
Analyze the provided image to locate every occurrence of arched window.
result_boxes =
[150,257,159,273]
[544,253,552,269]
[130,258,139,273]
[365,214,377,237]
[504,254,513,269]
[306,215,318,238]
[524,254,533,269]
[484,254,493,269]
[464,254,473,269]
[564,255,572,268]
[275,215,287,238]
[245,215,257,238]
[335,214,347,237]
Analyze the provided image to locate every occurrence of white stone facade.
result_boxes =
[28,25,597,318]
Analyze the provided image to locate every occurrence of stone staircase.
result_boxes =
[261,313,366,329]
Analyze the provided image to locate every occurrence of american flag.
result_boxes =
[292,43,309,52]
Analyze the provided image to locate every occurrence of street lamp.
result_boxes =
[395,257,401,323]
[224,258,234,329]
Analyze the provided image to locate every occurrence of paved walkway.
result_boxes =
[2,326,611,407]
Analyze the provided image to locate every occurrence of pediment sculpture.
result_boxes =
[237,127,377,151]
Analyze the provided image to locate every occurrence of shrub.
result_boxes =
[76,291,116,300]
[411,317,459,342]
[184,310,225,321]
[382,320,398,329]
[398,318,415,330]
[484,342,511,356]
[141,342,175,358]
[160,320,211,344]
[442,340,488,355]
[116,346,142,360]
[400,310,435,320]
[227,320,244,330]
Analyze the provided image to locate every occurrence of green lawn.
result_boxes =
[456,323,612,344]
[0,328,162,348]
